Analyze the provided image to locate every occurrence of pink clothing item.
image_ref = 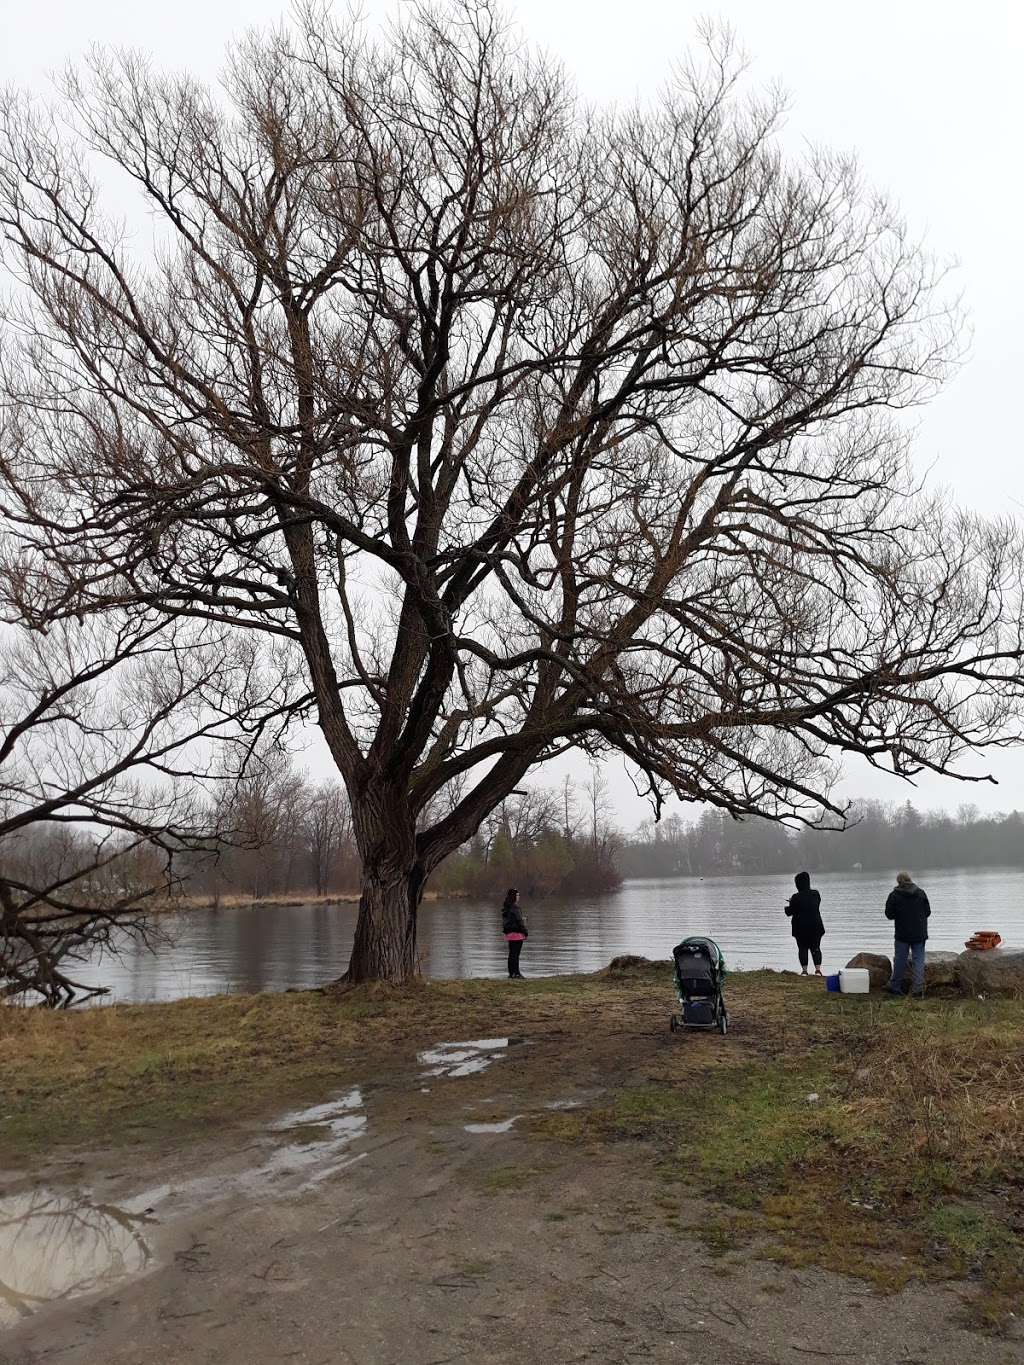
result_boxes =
[504,932,525,941]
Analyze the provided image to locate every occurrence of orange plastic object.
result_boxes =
[964,931,1002,951]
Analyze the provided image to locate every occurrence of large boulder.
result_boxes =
[955,947,1024,998]
[923,950,959,989]
[845,952,891,991]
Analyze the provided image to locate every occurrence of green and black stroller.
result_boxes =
[669,936,728,1035]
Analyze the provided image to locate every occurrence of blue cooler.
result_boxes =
[825,973,841,992]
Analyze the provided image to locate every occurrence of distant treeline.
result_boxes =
[18,757,1016,908]
[428,773,622,898]
[176,755,622,902]
[619,800,1024,879]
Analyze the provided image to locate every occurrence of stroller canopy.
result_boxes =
[673,936,727,981]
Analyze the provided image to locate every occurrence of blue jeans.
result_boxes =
[888,939,925,994]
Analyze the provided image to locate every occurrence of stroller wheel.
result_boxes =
[669,1014,678,1033]
[718,1012,728,1036]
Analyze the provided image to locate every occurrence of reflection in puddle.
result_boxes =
[418,1038,514,1078]
[0,1087,368,1331]
[0,1190,152,1329]
[464,1116,521,1134]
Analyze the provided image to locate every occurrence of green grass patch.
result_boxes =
[484,1166,521,1191]
[930,1206,1013,1263]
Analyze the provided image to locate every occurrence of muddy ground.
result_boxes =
[1,972,1022,1365]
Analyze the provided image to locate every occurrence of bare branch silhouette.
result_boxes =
[0,613,290,1004]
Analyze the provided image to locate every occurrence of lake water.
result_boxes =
[69,867,1024,1003]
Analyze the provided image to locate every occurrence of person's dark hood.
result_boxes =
[794,871,811,892]
[894,881,926,898]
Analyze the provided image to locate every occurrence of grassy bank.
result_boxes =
[0,972,592,1158]
[2,966,1022,1330]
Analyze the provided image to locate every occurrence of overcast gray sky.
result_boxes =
[4,1,1022,822]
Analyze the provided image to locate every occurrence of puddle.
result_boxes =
[417,1038,519,1078]
[0,1087,368,1331]
[139,1089,369,1196]
[137,1089,369,1202]
[543,1099,582,1111]
[261,1089,367,1183]
[463,1116,521,1134]
[268,1094,364,1132]
[0,1190,153,1329]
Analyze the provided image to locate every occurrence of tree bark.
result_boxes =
[347,792,424,983]
[347,866,422,983]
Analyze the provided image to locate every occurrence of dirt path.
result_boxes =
[2,1021,1020,1365]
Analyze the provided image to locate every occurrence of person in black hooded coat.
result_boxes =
[785,871,826,975]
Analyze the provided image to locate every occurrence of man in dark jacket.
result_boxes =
[884,871,931,997]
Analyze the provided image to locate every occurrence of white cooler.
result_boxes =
[839,967,870,994]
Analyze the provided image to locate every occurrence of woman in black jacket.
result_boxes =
[785,871,825,975]
[500,887,528,979]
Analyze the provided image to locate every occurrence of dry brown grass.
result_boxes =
[172,889,463,910]
[175,892,360,910]
[0,968,655,1159]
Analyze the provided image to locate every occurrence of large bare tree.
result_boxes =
[1,2,1022,982]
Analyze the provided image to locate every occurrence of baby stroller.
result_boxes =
[669,936,728,1036]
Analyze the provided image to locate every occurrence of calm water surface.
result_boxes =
[73,867,1024,1003]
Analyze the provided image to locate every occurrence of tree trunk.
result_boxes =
[347,868,423,982]
[347,793,424,983]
